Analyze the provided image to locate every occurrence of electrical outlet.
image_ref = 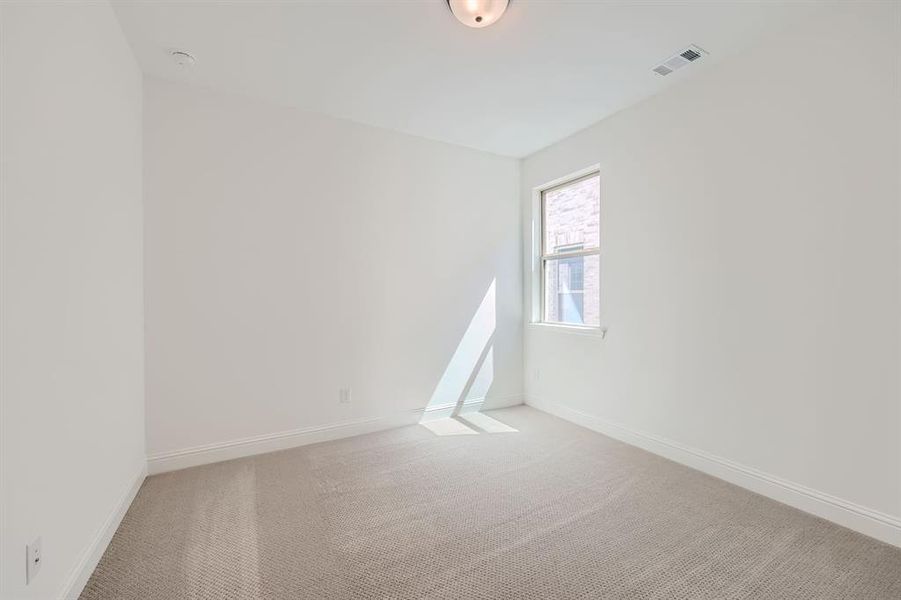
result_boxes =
[339,387,352,404]
[26,537,41,584]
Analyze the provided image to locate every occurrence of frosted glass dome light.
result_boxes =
[447,0,510,29]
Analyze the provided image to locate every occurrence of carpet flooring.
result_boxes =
[80,406,901,599]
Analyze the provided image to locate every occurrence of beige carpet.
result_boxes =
[81,406,901,599]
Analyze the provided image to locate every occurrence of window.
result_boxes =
[540,172,600,327]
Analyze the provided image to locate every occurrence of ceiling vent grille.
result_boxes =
[652,45,707,76]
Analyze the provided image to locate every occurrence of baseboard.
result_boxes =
[146,412,421,474]
[421,394,524,421]
[59,463,147,600]
[147,394,524,475]
[526,396,901,548]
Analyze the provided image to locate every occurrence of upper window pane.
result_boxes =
[542,174,600,254]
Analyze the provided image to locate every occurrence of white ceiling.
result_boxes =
[112,1,821,157]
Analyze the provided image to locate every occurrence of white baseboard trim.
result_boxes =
[147,395,524,475]
[526,396,901,548]
[147,412,420,474]
[420,394,523,421]
[60,463,147,600]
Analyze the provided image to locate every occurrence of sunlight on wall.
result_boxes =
[423,279,496,416]
[466,346,494,401]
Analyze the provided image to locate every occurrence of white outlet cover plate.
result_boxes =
[339,388,352,404]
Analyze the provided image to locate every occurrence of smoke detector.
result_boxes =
[169,50,196,68]
[652,45,707,76]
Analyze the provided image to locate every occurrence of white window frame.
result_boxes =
[530,165,603,334]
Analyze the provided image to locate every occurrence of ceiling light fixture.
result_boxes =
[169,49,196,67]
[446,0,509,29]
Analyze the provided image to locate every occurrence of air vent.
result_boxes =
[652,44,707,76]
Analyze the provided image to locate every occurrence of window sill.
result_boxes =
[527,322,607,338]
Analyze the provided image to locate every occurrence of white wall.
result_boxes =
[144,79,522,462]
[0,2,145,599]
[522,0,901,528]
